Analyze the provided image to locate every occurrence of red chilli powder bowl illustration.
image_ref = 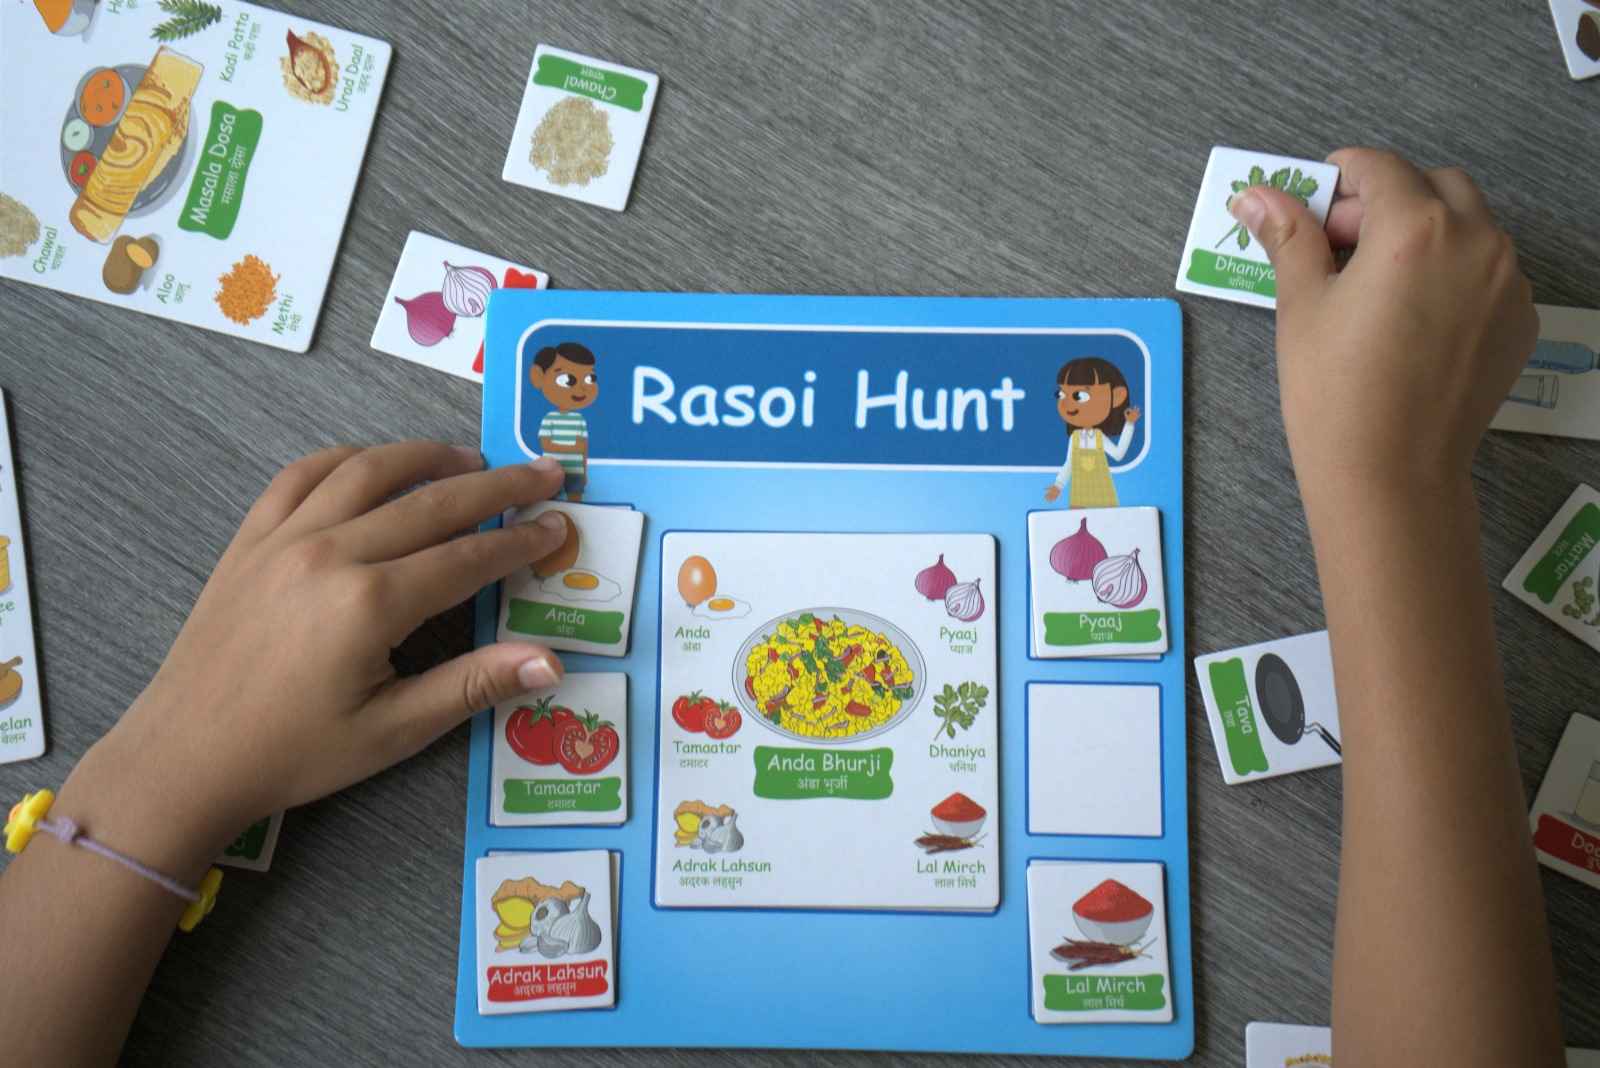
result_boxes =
[930,791,986,838]
[1072,878,1154,945]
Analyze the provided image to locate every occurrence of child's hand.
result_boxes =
[1125,407,1140,425]
[1228,148,1537,506]
[74,443,571,850]
[1044,484,1062,502]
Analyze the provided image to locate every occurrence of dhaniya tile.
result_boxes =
[1028,507,1168,659]
[492,673,628,827]
[217,811,284,871]
[1529,713,1600,893]
[1194,630,1342,785]
[370,231,548,383]
[0,3,391,350]
[0,391,43,766]
[474,850,615,1015]
[502,45,660,212]
[1174,147,1339,310]
[1027,860,1173,1024]
[498,501,644,657]
[1027,683,1161,837]
[1491,305,1600,442]
[1502,485,1600,656]
[654,531,999,911]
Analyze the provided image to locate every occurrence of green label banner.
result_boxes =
[1185,249,1277,298]
[178,101,263,239]
[1523,502,1600,604]
[1208,658,1270,776]
[223,815,271,861]
[1042,610,1163,647]
[533,53,648,111]
[505,599,624,645]
[752,746,893,800]
[502,777,621,814]
[1042,973,1167,1012]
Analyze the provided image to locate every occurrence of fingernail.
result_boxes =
[517,652,562,691]
[535,512,570,533]
[1230,189,1266,232]
[454,445,484,467]
[530,456,562,474]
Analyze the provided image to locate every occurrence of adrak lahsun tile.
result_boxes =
[474,849,615,1015]
[492,673,628,827]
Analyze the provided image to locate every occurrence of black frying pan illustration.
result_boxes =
[1254,653,1341,756]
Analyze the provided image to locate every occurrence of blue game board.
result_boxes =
[456,291,1190,1059]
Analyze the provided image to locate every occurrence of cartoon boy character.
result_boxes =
[1043,357,1140,508]
[529,342,599,501]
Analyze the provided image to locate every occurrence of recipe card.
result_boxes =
[0,391,44,766]
[1529,713,1600,893]
[653,531,999,913]
[1491,305,1600,442]
[0,3,390,351]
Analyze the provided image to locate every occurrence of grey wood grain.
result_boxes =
[2,1,1597,1064]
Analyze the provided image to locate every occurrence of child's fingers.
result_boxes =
[1228,186,1335,318]
[336,458,564,562]
[378,519,572,632]
[286,441,485,534]
[236,446,361,544]
[1326,147,1435,214]
[1324,198,1364,249]
[1422,166,1491,220]
[371,642,564,764]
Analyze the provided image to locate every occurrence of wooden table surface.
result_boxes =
[2,2,1597,1064]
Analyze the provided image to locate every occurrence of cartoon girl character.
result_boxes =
[1043,357,1140,508]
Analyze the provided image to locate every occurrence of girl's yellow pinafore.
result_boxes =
[1068,429,1118,508]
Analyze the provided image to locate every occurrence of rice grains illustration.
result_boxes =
[530,97,613,187]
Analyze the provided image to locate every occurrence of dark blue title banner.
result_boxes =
[515,323,1149,469]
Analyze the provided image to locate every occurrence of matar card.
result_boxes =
[474,850,615,1015]
[492,673,628,827]
[654,531,999,912]
[1492,305,1600,441]
[217,811,284,871]
[1503,485,1600,655]
[1194,631,1343,785]
[498,502,644,657]
[502,45,659,212]
[1027,860,1173,1025]
[1027,507,1169,659]
[370,231,548,383]
[1244,1022,1332,1067]
[1549,0,1600,80]
[0,390,43,766]
[1529,713,1600,893]
[0,3,390,351]
[1174,147,1339,309]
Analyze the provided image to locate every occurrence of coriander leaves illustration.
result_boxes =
[931,681,989,741]
[1216,165,1320,252]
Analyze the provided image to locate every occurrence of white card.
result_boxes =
[1028,507,1168,658]
[492,673,628,826]
[1027,683,1161,837]
[1550,0,1600,79]
[1027,860,1173,1024]
[1529,713,1600,892]
[502,45,660,212]
[1244,1022,1332,1066]
[654,532,999,912]
[370,231,547,383]
[0,392,44,766]
[498,501,644,657]
[1174,147,1339,309]
[0,5,391,351]
[1503,485,1600,655]
[217,811,283,871]
[1194,630,1342,785]
[1246,1023,1597,1068]
[474,850,615,1015]
[1491,305,1600,441]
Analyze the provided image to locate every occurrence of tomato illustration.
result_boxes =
[504,697,575,765]
[553,712,620,775]
[471,267,544,373]
[671,690,716,733]
[703,701,742,739]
